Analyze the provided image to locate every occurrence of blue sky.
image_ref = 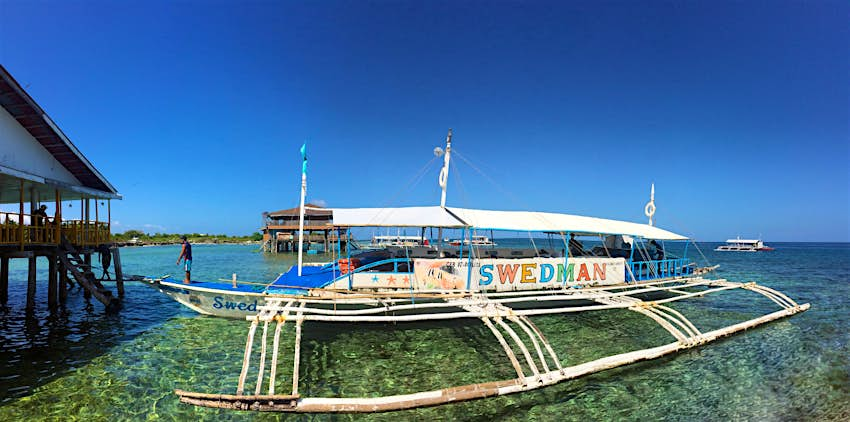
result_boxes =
[1,1,847,241]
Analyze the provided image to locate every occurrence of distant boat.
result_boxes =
[445,234,496,246]
[715,237,774,252]
[367,234,428,249]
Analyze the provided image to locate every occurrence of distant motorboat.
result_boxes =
[715,237,774,252]
[445,234,496,247]
[366,235,428,249]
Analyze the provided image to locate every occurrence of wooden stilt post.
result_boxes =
[80,197,84,245]
[48,254,58,308]
[0,256,8,303]
[59,259,68,302]
[113,247,124,297]
[26,255,36,310]
[95,199,99,244]
[30,187,37,242]
[81,252,92,299]
[84,252,91,272]
[19,179,24,251]
[84,197,89,246]
[55,189,61,244]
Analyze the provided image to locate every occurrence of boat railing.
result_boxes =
[349,257,412,274]
[630,258,692,281]
[343,255,694,284]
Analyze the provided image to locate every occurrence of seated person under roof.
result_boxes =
[568,233,584,257]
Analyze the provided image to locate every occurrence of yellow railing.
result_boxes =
[0,212,111,247]
[61,220,111,246]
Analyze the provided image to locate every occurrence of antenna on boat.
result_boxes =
[645,183,656,226]
[437,128,452,208]
[297,142,307,276]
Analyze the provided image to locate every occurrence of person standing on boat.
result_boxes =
[568,233,584,257]
[649,240,665,260]
[176,235,192,284]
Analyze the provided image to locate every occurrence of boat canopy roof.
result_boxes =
[725,238,761,244]
[332,206,466,228]
[330,206,687,240]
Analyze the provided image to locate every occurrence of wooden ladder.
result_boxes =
[59,237,120,312]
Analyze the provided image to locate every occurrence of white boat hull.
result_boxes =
[150,280,268,318]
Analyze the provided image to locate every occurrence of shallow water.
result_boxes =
[1,243,848,420]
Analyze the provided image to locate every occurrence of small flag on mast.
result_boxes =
[300,143,307,174]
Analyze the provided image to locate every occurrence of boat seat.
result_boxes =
[537,249,559,258]
[480,249,499,258]
[493,249,534,259]
[440,248,459,258]
[410,247,439,259]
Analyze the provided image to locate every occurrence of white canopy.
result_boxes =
[331,206,466,228]
[725,239,760,244]
[447,207,687,240]
[330,206,687,240]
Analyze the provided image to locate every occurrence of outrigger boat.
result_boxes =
[367,234,429,249]
[716,237,775,252]
[445,234,496,246]
[148,131,809,413]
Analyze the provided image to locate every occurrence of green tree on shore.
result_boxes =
[111,231,261,244]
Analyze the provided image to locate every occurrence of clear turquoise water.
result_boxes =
[1,243,848,420]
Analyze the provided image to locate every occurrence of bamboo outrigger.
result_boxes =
[175,278,808,412]
[166,130,809,413]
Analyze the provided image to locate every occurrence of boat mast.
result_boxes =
[297,142,307,276]
[645,183,656,226]
[439,128,452,208]
[436,129,452,246]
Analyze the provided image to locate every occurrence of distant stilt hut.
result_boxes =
[261,204,344,253]
[0,64,123,312]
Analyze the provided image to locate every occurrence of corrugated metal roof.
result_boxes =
[268,204,333,218]
[0,65,119,197]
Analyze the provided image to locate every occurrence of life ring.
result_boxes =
[438,167,448,188]
[644,202,656,218]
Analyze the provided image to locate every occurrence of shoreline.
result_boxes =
[115,240,261,247]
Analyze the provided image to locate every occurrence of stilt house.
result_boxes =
[0,64,123,311]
